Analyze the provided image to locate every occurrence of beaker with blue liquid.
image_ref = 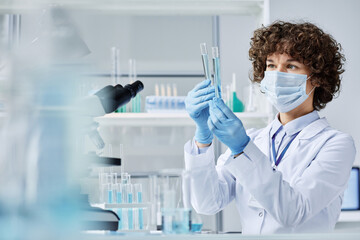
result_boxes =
[159,169,198,234]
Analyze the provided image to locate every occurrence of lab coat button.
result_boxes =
[259,212,263,217]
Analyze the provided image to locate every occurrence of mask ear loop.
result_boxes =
[307,86,316,96]
[257,81,265,94]
[306,74,316,96]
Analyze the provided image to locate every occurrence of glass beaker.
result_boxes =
[164,208,191,234]
[182,170,203,233]
[157,169,191,234]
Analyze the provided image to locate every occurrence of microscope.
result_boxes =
[78,80,144,231]
[78,80,144,159]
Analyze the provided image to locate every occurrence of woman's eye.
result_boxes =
[287,64,297,70]
[267,64,275,68]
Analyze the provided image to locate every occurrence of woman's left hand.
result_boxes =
[208,97,250,155]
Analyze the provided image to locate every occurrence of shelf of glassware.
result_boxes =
[1,0,265,16]
[92,203,152,209]
[95,112,270,128]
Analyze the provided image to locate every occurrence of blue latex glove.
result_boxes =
[208,97,250,155]
[185,79,215,144]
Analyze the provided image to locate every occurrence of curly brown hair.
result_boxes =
[249,21,345,110]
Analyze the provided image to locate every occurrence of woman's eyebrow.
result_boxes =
[286,59,299,62]
[266,59,300,63]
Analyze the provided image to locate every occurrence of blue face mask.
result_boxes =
[260,71,315,113]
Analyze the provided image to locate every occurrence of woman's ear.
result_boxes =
[309,75,320,87]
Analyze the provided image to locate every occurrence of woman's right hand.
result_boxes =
[185,79,215,144]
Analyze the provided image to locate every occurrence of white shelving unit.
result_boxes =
[95,112,270,129]
[0,0,265,16]
[93,203,152,209]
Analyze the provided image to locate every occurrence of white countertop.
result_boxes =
[81,231,360,240]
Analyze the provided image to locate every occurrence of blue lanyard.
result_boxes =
[271,131,300,168]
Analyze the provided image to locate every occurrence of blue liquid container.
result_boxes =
[108,190,113,204]
[128,193,133,230]
[117,192,122,230]
[138,192,144,230]
[213,57,222,98]
[201,54,212,81]
[191,223,203,232]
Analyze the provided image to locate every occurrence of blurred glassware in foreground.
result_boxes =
[0,4,91,239]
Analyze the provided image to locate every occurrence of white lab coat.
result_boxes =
[184,117,356,234]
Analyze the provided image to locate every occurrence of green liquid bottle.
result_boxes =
[231,73,244,112]
[232,92,244,112]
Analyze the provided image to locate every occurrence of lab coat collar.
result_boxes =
[249,116,330,172]
[274,117,329,166]
[270,111,320,137]
[297,117,329,140]
[283,110,320,136]
[254,115,329,142]
[269,115,283,139]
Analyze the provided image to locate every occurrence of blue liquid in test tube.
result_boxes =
[212,47,222,99]
[138,191,144,229]
[128,189,133,230]
[108,191,112,203]
[117,188,122,230]
[200,43,213,84]
[108,184,113,204]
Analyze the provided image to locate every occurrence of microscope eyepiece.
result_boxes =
[95,80,144,114]
[124,80,144,98]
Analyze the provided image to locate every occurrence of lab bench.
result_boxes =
[81,232,360,240]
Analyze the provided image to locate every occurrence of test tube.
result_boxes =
[111,47,121,86]
[127,184,134,230]
[117,184,123,204]
[212,46,222,98]
[160,84,166,110]
[155,83,160,110]
[172,84,178,97]
[112,173,117,185]
[137,94,141,112]
[110,165,117,184]
[99,168,107,203]
[121,172,129,184]
[160,84,166,97]
[100,183,106,203]
[226,85,231,109]
[155,83,160,96]
[106,183,112,203]
[134,183,144,230]
[129,59,139,113]
[122,183,129,230]
[200,43,212,83]
[117,184,123,230]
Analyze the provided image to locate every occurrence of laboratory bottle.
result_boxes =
[231,73,244,112]
[232,91,244,112]
[190,208,203,233]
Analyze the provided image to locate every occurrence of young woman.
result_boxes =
[184,21,356,234]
